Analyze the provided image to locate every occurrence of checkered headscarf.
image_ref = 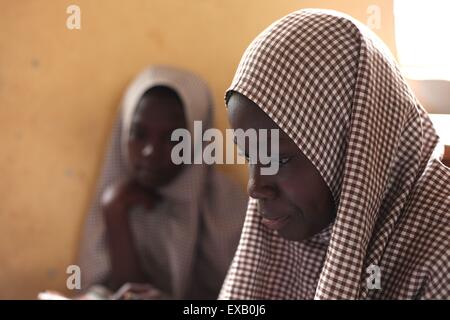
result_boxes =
[220,9,449,299]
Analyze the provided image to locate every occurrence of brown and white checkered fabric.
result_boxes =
[219,9,449,299]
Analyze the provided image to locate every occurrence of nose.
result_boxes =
[247,164,277,200]
[141,144,154,157]
[139,138,163,163]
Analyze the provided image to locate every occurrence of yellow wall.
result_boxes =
[0,0,396,299]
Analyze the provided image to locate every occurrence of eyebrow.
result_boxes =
[233,134,292,145]
[232,137,250,158]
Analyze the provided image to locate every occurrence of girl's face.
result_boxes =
[227,92,336,242]
[127,87,186,189]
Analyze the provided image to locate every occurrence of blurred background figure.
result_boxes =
[77,65,247,299]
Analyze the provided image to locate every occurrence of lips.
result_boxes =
[136,168,153,178]
[261,215,290,230]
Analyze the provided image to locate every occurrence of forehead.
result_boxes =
[133,90,186,127]
[227,93,276,129]
[227,92,292,143]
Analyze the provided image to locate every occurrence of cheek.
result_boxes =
[160,143,177,166]
[276,164,329,215]
[305,167,334,215]
[277,179,308,210]
[127,142,141,164]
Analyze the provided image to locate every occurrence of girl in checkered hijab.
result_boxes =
[220,9,449,299]
[78,65,246,299]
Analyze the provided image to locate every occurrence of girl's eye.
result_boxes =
[241,154,251,164]
[238,151,253,165]
[278,156,293,166]
[237,147,292,166]
[237,148,247,161]
[130,127,146,140]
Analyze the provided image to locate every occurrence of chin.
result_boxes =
[277,225,315,242]
[277,230,303,242]
[151,173,181,188]
[140,177,167,189]
[134,174,158,188]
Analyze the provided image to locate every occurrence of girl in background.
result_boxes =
[78,65,246,299]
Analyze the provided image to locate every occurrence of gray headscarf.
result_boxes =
[78,65,247,299]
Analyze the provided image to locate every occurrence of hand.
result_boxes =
[111,283,165,300]
[37,291,70,300]
[101,178,160,219]
[38,285,113,300]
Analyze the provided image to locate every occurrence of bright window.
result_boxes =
[394,0,450,80]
